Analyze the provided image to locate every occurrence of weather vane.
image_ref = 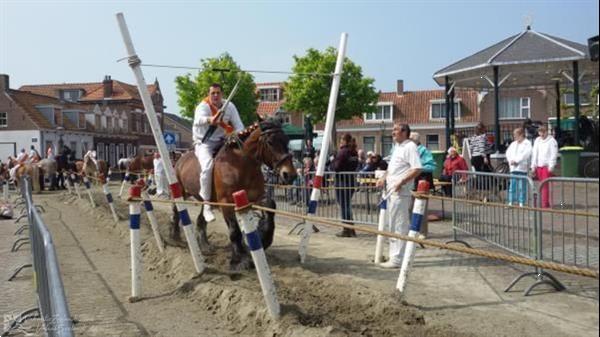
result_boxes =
[524,14,533,30]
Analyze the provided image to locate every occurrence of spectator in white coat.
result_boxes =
[506,128,532,207]
[531,125,558,208]
[152,152,169,198]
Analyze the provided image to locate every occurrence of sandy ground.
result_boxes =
[15,182,598,336]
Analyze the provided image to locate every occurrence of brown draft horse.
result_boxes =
[7,157,42,193]
[81,153,109,184]
[173,119,296,271]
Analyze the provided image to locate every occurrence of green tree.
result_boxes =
[284,47,378,124]
[175,53,258,125]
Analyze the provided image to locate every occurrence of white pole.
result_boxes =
[119,171,130,197]
[233,190,280,319]
[396,181,430,293]
[298,32,348,263]
[374,193,388,264]
[83,176,96,207]
[71,173,82,199]
[141,191,165,253]
[128,195,142,302]
[64,172,72,194]
[116,13,205,274]
[103,183,120,223]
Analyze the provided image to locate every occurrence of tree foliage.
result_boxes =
[175,53,257,125]
[284,47,378,124]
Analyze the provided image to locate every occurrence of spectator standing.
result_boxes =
[152,152,169,198]
[46,146,55,160]
[376,123,422,268]
[332,133,359,237]
[357,149,367,171]
[531,125,558,208]
[29,145,40,163]
[469,123,492,172]
[439,147,468,196]
[506,128,532,207]
[409,132,436,190]
[303,138,316,160]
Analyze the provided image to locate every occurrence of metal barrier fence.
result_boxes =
[538,177,599,269]
[451,170,599,295]
[3,177,73,337]
[265,171,381,226]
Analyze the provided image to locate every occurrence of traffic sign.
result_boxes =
[163,132,176,145]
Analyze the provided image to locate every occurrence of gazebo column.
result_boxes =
[450,85,456,141]
[572,61,580,146]
[493,66,501,152]
[445,76,451,149]
[555,81,561,143]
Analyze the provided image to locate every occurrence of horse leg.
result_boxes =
[223,207,252,272]
[168,203,186,248]
[257,198,276,250]
[195,210,214,255]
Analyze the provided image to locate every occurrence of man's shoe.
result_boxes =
[379,261,401,269]
[203,207,216,222]
[335,229,356,238]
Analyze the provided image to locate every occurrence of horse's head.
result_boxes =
[246,119,297,184]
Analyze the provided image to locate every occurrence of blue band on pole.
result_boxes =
[179,209,192,226]
[84,181,91,188]
[143,200,154,212]
[379,199,387,210]
[129,213,141,230]
[410,213,424,232]
[124,174,130,181]
[245,230,263,251]
[308,200,318,214]
[106,193,114,203]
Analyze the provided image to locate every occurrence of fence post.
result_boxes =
[119,171,130,197]
[396,180,430,293]
[101,175,119,223]
[82,176,96,207]
[374,192,388,264]
[233,190,280,319]
[141,190,165,253]
[128,184,143,302]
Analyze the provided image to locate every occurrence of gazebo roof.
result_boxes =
[433,28,598,89]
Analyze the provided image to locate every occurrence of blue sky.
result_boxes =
[1,0,598,116]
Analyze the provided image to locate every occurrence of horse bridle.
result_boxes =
[259,127,292,173]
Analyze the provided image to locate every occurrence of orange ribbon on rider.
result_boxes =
[203,97,234,135]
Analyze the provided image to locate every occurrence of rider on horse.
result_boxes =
[193,83,245,222]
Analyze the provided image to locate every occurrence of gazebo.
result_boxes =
[433,26,599,152]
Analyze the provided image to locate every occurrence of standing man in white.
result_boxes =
[152,152,168,198]
[376,123,422,268]
[193,83,245,222]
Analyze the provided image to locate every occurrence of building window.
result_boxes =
[38,106,55,126]
[61,90,81,102]
[259,88,279,102]
[126,144,133,157]
[564,83,592,106]
[95,115,101,129]
[82,142,89,158]
[278,112,291,124]
[70,141,77,155]
[363,136,375,153]
[426,134,440,151]
[430,101,461,120]
[364,104,393,123]
[78,112,86,129]
[382,136,393,156]
[499,97,530,119]
[97,142,105,160]
[0,112,7,127]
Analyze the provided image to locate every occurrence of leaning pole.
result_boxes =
[298,33,348,263]
[116,13,206,274]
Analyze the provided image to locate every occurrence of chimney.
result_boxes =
[396,80,404,96]
[103,75,113,98]
[0,74,9,92]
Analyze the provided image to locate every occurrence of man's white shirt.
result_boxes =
[386,140,422,196]
[192,101,245,144]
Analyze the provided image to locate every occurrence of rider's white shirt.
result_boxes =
[192,100,244,145]
[16,152,26,162]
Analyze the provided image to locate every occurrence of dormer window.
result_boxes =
[430,99,461,120]
[259,87,281,102]
[61,89,81,102]
[364,102,393,123]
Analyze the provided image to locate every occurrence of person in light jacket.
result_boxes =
[506,128,532,207]
[531,125,558,208]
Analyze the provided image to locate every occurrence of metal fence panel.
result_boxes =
[538,177,599,269]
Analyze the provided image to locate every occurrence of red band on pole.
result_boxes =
[169,183,182,199]
[136,179,145,187]
[313,175,323,189]
[233,190,249,208]
[128,185,142,201]
[417,180,430,193]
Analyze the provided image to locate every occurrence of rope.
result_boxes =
[128,197,235,208]
[138,63,334,77]
[251,205,599,279]
[264,183,378,191]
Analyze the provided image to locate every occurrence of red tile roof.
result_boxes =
[19,80,158,102]
[336,89,479,127]
[256,101,285,117]
[8,90,94,131]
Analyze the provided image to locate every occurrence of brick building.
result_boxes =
[163,113,193,151]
